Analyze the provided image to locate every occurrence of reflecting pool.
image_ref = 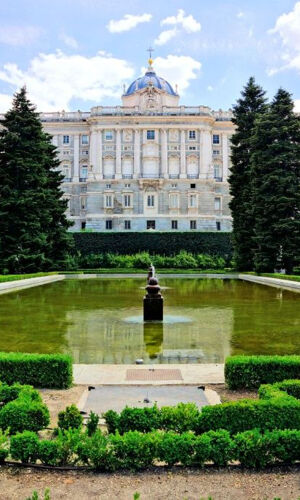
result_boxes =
[0,278,299,363]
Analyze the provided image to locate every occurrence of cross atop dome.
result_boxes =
[147,47,154,70]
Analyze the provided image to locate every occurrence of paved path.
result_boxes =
[0,274,64,294]
[239,273,300,292]
[73,363,225,385]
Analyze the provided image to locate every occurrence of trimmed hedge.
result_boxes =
[0,382,49,434]
[72,232,232,258]
[0,352,73,389]
[6,428,300,470]
[104,380,300,436]
[225,355,300,390]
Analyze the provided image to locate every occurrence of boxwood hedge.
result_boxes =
[225,355,300,390]
[72,231,233,258]
[0,352,72,389]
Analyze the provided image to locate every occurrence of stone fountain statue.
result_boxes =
[143,264,164,321]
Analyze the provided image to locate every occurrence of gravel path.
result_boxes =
[0,465,299,500]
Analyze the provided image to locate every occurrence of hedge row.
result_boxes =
[225,355,300,390]
[0,383,49,434]
[0,352,73,389]
[104,380,300,435]
[4,427,300,470]
[72,232,233,258]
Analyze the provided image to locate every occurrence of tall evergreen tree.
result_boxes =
[0,87,73,273]
[250,88,300,273]
[228,77,267,270]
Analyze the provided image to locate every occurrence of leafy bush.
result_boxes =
[0,397,50,434]
[38,440,61,466]
[10,431,39,463]
[205,430,234,466]
[225,355,300,390]
[57,404,83,432]
[160,403,199,433]
[156,431,195,466]
[79,430,118,471]
[0,352,73,389]
[103,410,120,434]
[0,429,9,463]
[72,232,233,259]
[193,433,212,466]
[25,489,51,500]
[116,405,161,434]
[86,411,99,436]
[111,431,157,470]
[55,428,82,466]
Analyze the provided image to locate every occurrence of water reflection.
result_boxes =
[0,278,299,363]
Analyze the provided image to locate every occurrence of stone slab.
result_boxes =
[73,363,225,385]
[239,274,300,293]
[82,385,213,414]
[0,274,64,294]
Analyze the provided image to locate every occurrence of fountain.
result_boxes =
[143,265,164,321]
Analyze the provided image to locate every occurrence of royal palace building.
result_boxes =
[41,57,234,232]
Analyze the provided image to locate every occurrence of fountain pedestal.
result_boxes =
[143,277,164,321]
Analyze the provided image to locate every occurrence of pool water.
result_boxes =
[0,278,299,364]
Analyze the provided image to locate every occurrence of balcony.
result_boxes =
[79,178,87,182]
[122,174,133,179]
[187,174,198,179]
[169,174,179,179]
[214,177,223,182]
[103,174,115,179]
[63,177,72,183]
[140,174,163,179]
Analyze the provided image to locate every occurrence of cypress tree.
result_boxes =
[228,77,267,270]
[251,88,300,273]
[0,87,73,273]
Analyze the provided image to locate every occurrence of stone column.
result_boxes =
[96,129,103,179]
[200,130,212,179]
[89,131,97,179]
[52,134,58,147]
[161,129,168,178]
[180,129,186,178]
[73,134,79,182]
[115,129,122,179]
[222,133,228,181]
[134,129,141,178]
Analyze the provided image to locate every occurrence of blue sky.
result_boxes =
[0,0,299,112]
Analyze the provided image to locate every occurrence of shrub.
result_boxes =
[234,429,274,468]
[193,433,212,466]
[160,403,199,433]
[0,352,73,389]
[267,429,300,464]
[103,410,120,434]
[111,431,157,470]
[0,398,50,434]
[55,428,82,466]
[156,431,195,466]
[205,430,234,466]
[38,440,61,466]
[0,429,9,463]
[81,430,118,471]
[225,355,300,390]
[72,232,233,259]
[117,406,161,434]
[86,411,99,436]
[10,431,39,463]
[57,404,83,432]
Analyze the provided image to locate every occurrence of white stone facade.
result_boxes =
[40,66,234,232]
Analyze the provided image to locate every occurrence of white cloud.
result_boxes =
[237,11,245,18]
[207,85,213,91]
[268,2,300,75]
[0,25,42,46]
[0,50,134,111]
[59,33,78,49]
[144,55,201,94]
[154,28,178,46]
[161,9,201,33]
[0,93,12,112]
[294,99,300,112]
[155,9,201,46]
[107,13,152,33]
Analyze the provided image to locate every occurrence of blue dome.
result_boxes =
[125,70,177,96]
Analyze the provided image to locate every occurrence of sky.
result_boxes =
[0,0,299,112]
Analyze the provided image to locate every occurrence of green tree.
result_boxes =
[0,87,73,273]
[251,88,300,273]
[229,77,267,270]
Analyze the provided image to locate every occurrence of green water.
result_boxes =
[0,278,299,364]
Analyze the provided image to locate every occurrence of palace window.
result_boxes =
[62,165,70,179]
[214,165,222,181]
[190,183,196,189]
[104,130,113,141]
[124,194,131,207]
[106,184,111,189]
[216,221,221,231]
[105,195,113,208]
[124,220,131,230]
[147,195,155,207]
[63,135,69,144]
[80,166,88,179]
[189,194,197,208]
[189,130,196,140]
[81,222,86,230]
[147,220,156,230]
[190,220,197,230]
[171,220,178,230]
[106,220,113,230]
[214,197,221,210]
[125,183,131,188]
[147,130,155,140]
[171,183,177,188]
[81,197,86,210]
[81,135,89,145]
[213,134,220,144]
[213,150,220,155]
[169,193,178,209]
[189,146,196,150]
